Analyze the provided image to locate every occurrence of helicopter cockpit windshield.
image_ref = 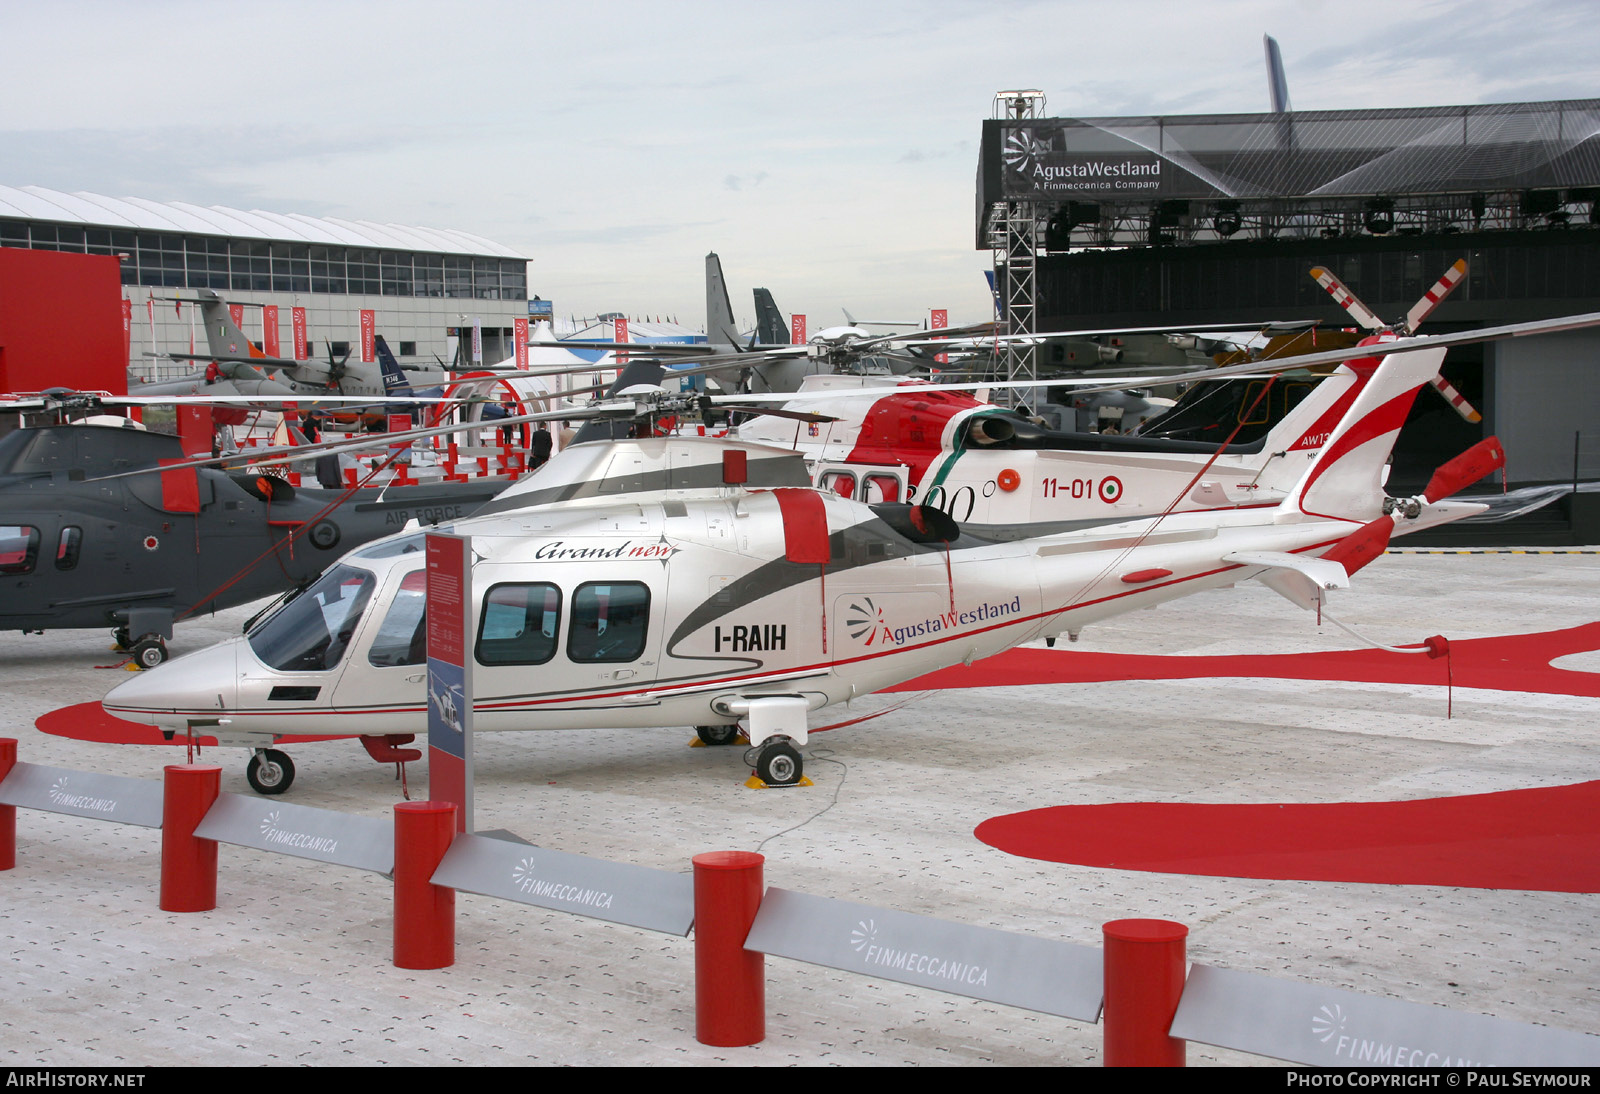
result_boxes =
[247,563,375,672]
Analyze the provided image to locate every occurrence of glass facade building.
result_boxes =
[0,219,526,301]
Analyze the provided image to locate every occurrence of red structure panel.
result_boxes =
[0,247,126,395]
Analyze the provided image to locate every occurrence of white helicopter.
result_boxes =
[729,259,1502,537]
[732,365,1351,535]
[105,340,1497,794]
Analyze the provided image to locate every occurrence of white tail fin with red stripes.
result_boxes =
[1278,347,1446,523]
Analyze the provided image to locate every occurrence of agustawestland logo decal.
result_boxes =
[258,809,339,854]
[48,775,116,815]
[845,598,889,645]
[1003,126,1161,193]
[1309,1001,1479,1066]
[847,918,990,987]
[512,857,614,909]
[845,596,1023,648]
[1002,128,1053,174]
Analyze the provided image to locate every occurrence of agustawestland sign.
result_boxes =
[992,123,1165,200]
[979,102,1600,214]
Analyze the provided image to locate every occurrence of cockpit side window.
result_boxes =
[0,526,40,574]
[248,564,374,672]
[568,582,650,663]
[477,583,562,666]
[367,570,429,667]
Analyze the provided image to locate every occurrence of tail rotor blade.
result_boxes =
[1423,436,1505,503]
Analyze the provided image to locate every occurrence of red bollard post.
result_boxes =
[693,850,765,1047]
[1103,918,1188,1067]
[160,764,222,912]
[394,800,456,970]
[0,738,16,871]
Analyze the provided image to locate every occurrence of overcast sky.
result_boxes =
[6,0,1598,329]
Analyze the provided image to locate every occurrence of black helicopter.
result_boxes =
[0,411,505,666]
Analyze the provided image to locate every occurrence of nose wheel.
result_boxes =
[246,749,296,795]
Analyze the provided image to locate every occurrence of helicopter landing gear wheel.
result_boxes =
[128,636,167,669]
[111,627,131,652]
[696,724,740,747]
[247,749,295,795]
[754,739,803,787]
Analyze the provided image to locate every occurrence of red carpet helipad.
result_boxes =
[944,623,1600,891]
[975,782,1600,893]
[892,621,1600,698]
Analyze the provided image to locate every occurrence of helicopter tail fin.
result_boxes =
[1247,360,1372,495]
[1277,346,1446,524]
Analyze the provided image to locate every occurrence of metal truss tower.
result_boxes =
[990,90,1046,410]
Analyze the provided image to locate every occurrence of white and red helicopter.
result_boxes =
[105,337,1505,793]
[726,260,1498,539]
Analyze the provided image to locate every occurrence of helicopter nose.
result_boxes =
[102,639,240,729]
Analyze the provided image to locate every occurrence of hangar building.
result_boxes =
[977,96,1600,509]
[0,185,530,375]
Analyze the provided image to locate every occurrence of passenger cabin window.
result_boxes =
[368,570,429,667]
[477,583,562,666]
[0,526,40,574]
[568,582,650,663]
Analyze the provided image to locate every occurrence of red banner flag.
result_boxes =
[360,309,376,363]
[228,304,245,332]
[791,314,806,344]
[291,307,307,361]
[262,305,280,357]
[514,317,529,371]
[614,317,628,369]
[930,308,949,365]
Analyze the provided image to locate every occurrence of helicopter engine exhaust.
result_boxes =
[967,417,1016,446]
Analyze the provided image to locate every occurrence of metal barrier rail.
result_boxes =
[2,743,1596,1067]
